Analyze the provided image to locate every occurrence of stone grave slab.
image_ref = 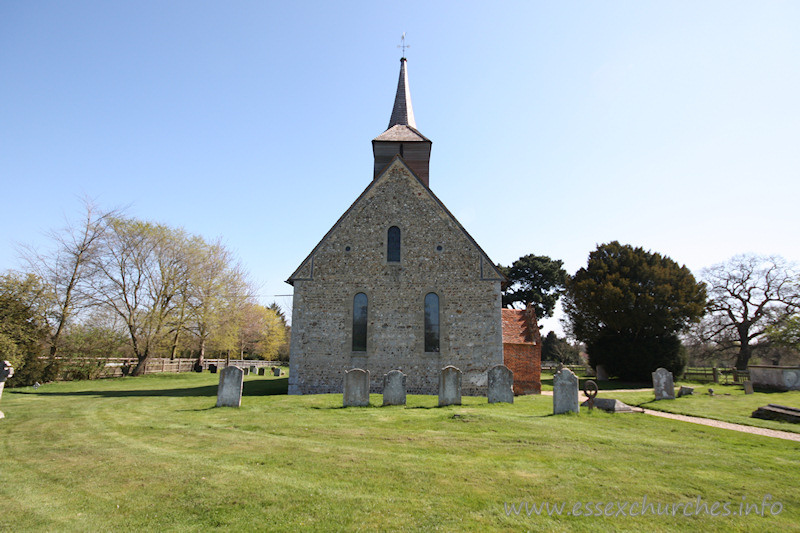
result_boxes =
[439,366,462,407]
[216,366,244,407]
[487,364,514,404]
[382,370,407,406]
[343,368,370,407]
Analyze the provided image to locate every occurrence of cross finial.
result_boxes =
[397,32,410,58]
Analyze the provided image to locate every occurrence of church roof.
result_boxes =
[387,57,416,129]
[286,156,505,285]
[373,124,430,143]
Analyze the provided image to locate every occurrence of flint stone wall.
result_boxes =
[288,162,503,396]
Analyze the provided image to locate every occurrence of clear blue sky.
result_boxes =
[2,2,799,333]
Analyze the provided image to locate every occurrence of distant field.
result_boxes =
[1,373,798,532]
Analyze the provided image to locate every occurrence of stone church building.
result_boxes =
[287,57,505,395]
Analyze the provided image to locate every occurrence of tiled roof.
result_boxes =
[502,308,534,344]
[373,124,430,142]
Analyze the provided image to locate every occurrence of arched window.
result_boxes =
[387,226,401,262]
[424,292,440,352]
[352,293,368,352]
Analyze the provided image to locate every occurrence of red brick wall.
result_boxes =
[503,342,541,395]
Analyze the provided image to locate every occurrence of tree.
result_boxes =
[186,239,250,364]
[88,218,191,376]
[541,331,582,364]
[768,315,800,352]
[237,303,288,360]
[499,254,567,318]
[20,200,119,367]
[0,272,51,386]
[701,254,800,370]
[563,241,706,381]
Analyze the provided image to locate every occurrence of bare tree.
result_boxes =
[701,254,800,369]
[20,199,119,364]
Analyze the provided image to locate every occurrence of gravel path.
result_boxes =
[540,390,800,442]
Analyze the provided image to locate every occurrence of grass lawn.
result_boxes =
[1,373,798,532]
[619,384,800,435]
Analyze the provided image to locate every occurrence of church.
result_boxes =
[286,56,505,395]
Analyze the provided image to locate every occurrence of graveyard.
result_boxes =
[1,371,799,531]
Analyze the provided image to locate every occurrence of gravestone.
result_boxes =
[343,368,370,407]
[581,398,634,413]
[272,367,282,377]
[553,368,579,414]
[0,360,14,420]
[382,370,407,406]
[652,368,675,400]
[743,380,754,394]
[595,364,609,381]
[258,367,266,376]
[487,364,513,404]
[208,364,217,374]
[250,365,258,375]
[438,366,462,407]
[242,367,250,376]
[194,363,203,373]
[752,404,800,424]
[677,386,694,398]
[216,366,244,408]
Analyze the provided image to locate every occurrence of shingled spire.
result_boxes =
[388,58,416,129]
[373,57,432,187]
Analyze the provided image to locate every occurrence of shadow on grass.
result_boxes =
[541,377,650,391]
[9,377,289,398]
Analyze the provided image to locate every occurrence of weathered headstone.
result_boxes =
[382,370,407,406]
[743,380,754,394]
[250,365,258,375]
[208,364,217,373]
[194,363,203,373]
[438,366,462,407]
[343,368,370,407]
[257,367,266,376]
[677,386,694,398]
[272,367,282,377]
[595,364,609,381]
[0,360,14,420]
[487,364,513,404]
[242,367,250,376]
[553,368,579,414]
[652,368,675,400]
[216,366,244,408]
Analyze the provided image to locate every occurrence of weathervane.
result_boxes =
[398,32,410,58]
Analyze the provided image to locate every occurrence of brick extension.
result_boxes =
[502,307,542,395]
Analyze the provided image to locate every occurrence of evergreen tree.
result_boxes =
[564,241,706,381]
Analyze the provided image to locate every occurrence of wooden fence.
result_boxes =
[682,367,750,384]
[65,357,286,379]
[541,362,750,384]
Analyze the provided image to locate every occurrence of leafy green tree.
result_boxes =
[564,241,706,381]
[767,315,800,351]
[541,331,582,364]
[0,272,51,385]
[499,254,567,318]
[88,218,192,376]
